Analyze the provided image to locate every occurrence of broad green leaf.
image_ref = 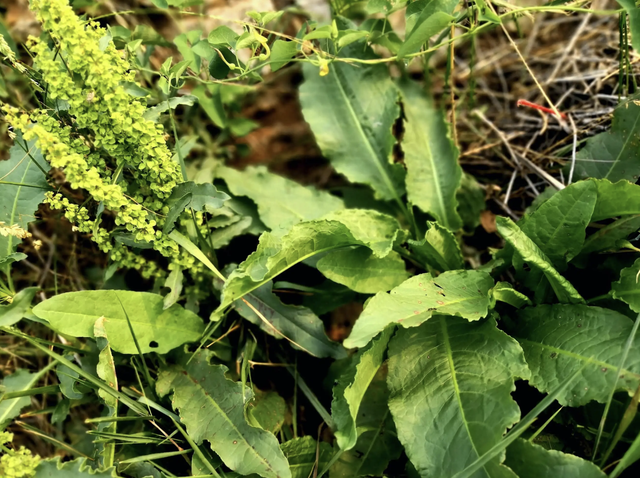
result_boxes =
[208,25,239,47]
[33,458,119,477]
[209,216,253,248]
[612,257,640,312]
[218,210,404,309]
[143,95,198,121]
[387,316,529,478]
[281,436,332,478]
[216,165,344,233]
[511,304,640,406]
[317,247,409,294]
[299,38,405,203]
[0,252,27,269]
[578,214,640,257]
[399,79,462,230]
[332,327,393,451]
[192,84,227,128]
[399,0,458,58]
[163,267,184,310]
[344,270,494,349]
[457,173,486,231]
[156,350,290,478]
[233,281,346,359]
[248,389,286,434]
[570,96,640,182]
[0,369,38,429]
[174,32,201,73]
[496,216,584,304]
[519,180,597,267]
[504,438,606,478]
[0,133,49,263]
[270,40,298,72]
[168,181,230,212]
[331,365,402,477]
[0,287,38,326]
[592,179,640,221]
[32,291,205,354]
[408,220,464,272]
[490,282,531,309]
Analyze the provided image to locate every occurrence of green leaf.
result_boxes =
[233,281,346,359]
[457,173,486,231]
[504,438,606,478]
[519,180,597,267]
[156,350,291,478]
[57,357,85,400]
[399,0,457,59]
[387,316,529,477]
[408,221,464,272]
[476,0,502,23]
[143,95,198,121]
[0,133,49,264]
[216,165,344,233]
[192,84,227,128]
[496,216,584,304]
[270,40,298,72]
[579,214,640,257]
[32,291,205,354]
[331,364,402,477]
[299,38,405,203]
[247,389,286,434]
[33,458,119,477]
[219,210,404,309]
[0,287,38,326]
[592,179,640,221]
[612,257,640,312]
[163,267,184,310]
[317,247,409,294]
[208,25,239,47]
[511,304,640,406]
[332,327,393,451]
[0,252,27,270]
[174,32,201,74]
[570,95,640,183]
[210,216,253,248]
[164,181,230,232]
[209,47,236,79]
[490,281,531,309]
[0,369,39,429]
[398,79,462,230]
[281,436,332,478]
[344,270,494,349]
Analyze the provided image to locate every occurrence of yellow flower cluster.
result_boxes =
[2,0,190,272]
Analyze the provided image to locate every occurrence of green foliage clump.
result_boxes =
[0,432,40,478]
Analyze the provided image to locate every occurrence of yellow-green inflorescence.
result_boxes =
[2,0,204,278]
[0,432,40,478]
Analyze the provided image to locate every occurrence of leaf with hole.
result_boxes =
[344,269,494,349]
[32,290,205,354]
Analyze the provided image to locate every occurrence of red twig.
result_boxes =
[517,99,567,119]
